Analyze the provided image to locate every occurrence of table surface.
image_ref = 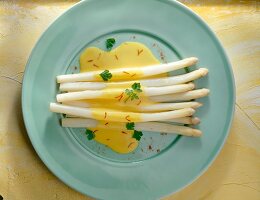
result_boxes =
[0,0,259,199]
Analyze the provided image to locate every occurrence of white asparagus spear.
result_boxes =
[141,68,208,87]
[60,82,106,91]
[164,117,200,125]
[144,83,195,96]
[140,102,202,111]
[136,122,201,137]
[56,57,198,83]
[56,83,195,102]
[65,115,200,125]
[150,88,210,102]
[57,90,102,102]
[61,118,201,137]
[59,68,208,92]
[50,103,195,122]
[63,101,202,112]
[63,101,91,108]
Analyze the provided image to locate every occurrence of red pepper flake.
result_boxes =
[136,100,142,105]
[115,54,119,60]
[104,112,107,119]
[121,131,127,134]
[125,115,131,122]
[93,64,99,68]
[148,145,152,150]
[137,49,143,56]
[105,122,109,126]
[114,92,124,101]
[97,53,101,60]
[130,73,136,77]
[123,71,130,75]
[87,59,93,62]
[128,142,135,148]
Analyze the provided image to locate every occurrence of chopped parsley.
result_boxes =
[125,89,139,101]
[126,122,135,130]
[124,82,142,102]
[85,129,95,140]
[99,70,112,81]
[132,130,143,141]
[184,67,190,73]
[131,82,142,92]
[106,38,116,50]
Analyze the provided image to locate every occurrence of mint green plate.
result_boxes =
[22,0,235,199]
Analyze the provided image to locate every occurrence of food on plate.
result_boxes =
[50,40,209,153]
[56,57,198,83]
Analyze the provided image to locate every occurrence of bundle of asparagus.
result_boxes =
[50,57,209,137]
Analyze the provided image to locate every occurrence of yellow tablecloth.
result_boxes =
[0,1,259,199]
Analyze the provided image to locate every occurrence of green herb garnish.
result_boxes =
[132,130,143,141]
[126,122,135,130]
[124,82,142,102]
[184,67,190,73]
[106,38,116,50]
[131,82,142,92]
[125,88,139,102]
[99,70,112,81]
[85,129,95,140]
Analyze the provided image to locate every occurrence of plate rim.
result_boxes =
[22,0,236,198]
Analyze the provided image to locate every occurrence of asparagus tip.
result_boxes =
[195,102,203,108]
[56,76,62,83]
[49,102,55,111]
[203,88,210,95]
[199,68,209,76]
[56,94,62,103]
[199,88,210,96]
[188,82,196,89]
[192,129,202,137]
[59,85,64,92]
[185,57,199,66]
[190,57,199,62]
[188,108,196,116]
[191,117,200,125]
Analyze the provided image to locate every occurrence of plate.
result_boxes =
[22,0,235,199]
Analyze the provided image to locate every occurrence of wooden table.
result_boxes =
[0,0,259,199]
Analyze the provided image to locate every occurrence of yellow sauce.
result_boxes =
[80,42,160,71]
[92,122,139,154]
[79,42,162,153]
[91,108,142,122]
